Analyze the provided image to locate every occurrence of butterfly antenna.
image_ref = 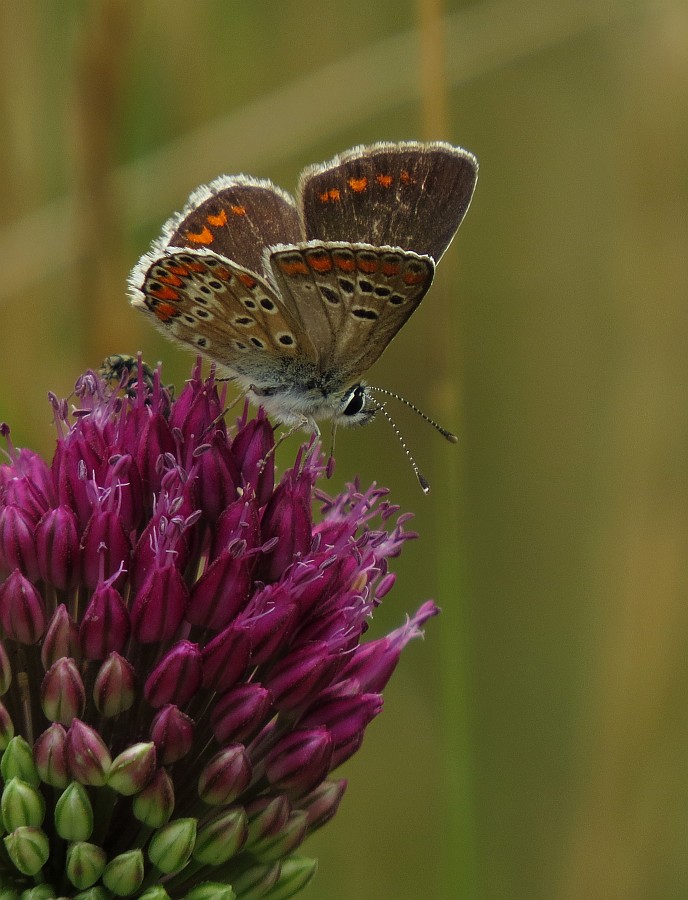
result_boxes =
[370,398,431,494]
[368,386,458,443]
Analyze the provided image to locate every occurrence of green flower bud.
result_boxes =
[102,848,144,896]
[1,778,45,831]
[72,887,111,899]
[132,768,174,828]
[183,882,235,900]
[262,856,318,899]
[250,811,307,862]
[66,841,107,889]
[108,742,156,796]
[3,825,49,875]
[0,890,17,900]
[137,888,171,900]
[229,862,280,898]
[19,886,56,899]
[54,781,94,841]
[1,737,39,787]
[193,808,247,865]
[0,700,14,750]
[148,818,197,874]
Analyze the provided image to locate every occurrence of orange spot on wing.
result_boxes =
[403,270,428,286]
[150,285,180,301]
[307,253,333,273]
[154,302,178,322]
[230,204,247,216]
[156,273,183,287]
[167,265,190,277]
[185,225,214,245]
[207,209,228,227]
[357,257,379,274]
[376,173,394,188]
[278,258,310,276]
[381,260,401,276]
[333,254,356,273]
[238,272,258,289]
[400,170,416,185]
[185,260,208,273]
[319,188,341,203]
[213,266,232,281]
[348,176,368,193]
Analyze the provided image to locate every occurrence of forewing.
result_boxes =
[267,242,434,381]
[163,176,301,275]
[298,141,478,262]
[129,247,316,382]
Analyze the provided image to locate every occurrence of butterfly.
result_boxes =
[128,141,478,430]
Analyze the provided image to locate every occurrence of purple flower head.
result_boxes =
[0,358,439,897]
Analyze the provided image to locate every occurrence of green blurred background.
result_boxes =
[1,0,687,897]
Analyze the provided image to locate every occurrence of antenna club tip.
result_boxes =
[445,432,459,444]
[418,473,431,493]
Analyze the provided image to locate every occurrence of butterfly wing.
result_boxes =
[129,247,318,386]
[163,175,301,275]
[267,242,434,382]
[298,141,478,262]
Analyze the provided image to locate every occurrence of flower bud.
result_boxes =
[266,856,318,899]
[1,736,39,787]
[33,724,69,787]
[66,720,111,786]
[265,728,332,795]
[80,509,131,591]
[184,883,235,900]
[41,657,85,725]
[193,807,248,865]
[132,767,175,828]
[144,641,202,708]
[108,742,156,796]
[0,506,39,581]
[0,570,46,644]
[93,652,136,717]
[35,505,80,590]
[249,810,308,862]
[245,795,291,846]
[297,778,347,830]
[265,641,339,711]
[232,407,274,506]
[0,700,14,749]
[3,825,49,876]
[131,563,189,643]
[40,605,79,670]
[102,848,144,896]
[201,623,251,691]
[149,705,194,765]
[79,583,131,659]
[198,744,252,806]
[66,841,107,890]
[258,471,312,581]
[210,683,273,744]
[1,778,45,831]
[54,781,93,841]
[229,861,280,897]
[147,818,197,874]
[186,550,251,630]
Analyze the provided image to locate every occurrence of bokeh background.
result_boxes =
[1,0,687,897]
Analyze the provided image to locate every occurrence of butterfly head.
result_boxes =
[335,383,377,427]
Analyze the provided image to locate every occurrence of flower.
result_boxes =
[0,357,439,898]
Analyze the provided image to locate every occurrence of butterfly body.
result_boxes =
[129,142,478,428]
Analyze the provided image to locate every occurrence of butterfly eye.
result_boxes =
[342,385,366,417]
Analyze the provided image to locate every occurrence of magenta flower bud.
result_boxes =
[298,778,347,830]
[211,495,260,559]
[93,652,136,717]
[108,742,157,795]
[144,641,202,708]
[258,470,312,581]
[340,600,440,692]
[300,692,383,748]
[264,727,333,795]
[32,724,69,787]
[231,406,275,506]
[41,657,86,726]
[51,440,92,529]
[130,561,189,643]
[210,683,273,744]
[198,744,252,806]
[0,641,11,694]
[0,569,46,644]
[186,549,251,630]
[132,767,175,827]
[131,408,175,499]
[168,368,225,445]
[102,454,144,533]
[201,623,251,691]
[40,605,79,670]
[265,641,339,711]
[289,553,358,617]
[66,719,111,785]
[249,810,308,862]
[80,509,131,591]
[79,582,131,659]
[149,705,194,765]
[328,731,364,770]
[245,795,291,845]
[35,506,80,590]
[0,506,39,581]
[193,434,240,523]
[0,446,53,522]
[230,861,281,897]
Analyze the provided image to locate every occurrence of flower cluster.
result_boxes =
[0,357,438,899]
